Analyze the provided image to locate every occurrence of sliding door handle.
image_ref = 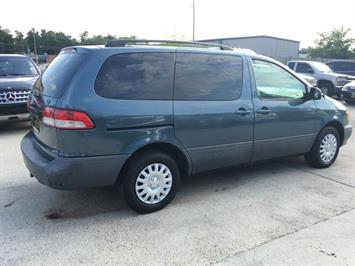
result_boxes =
[256,107,272,115]
[235,108,251,115]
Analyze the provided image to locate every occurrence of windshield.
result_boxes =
[311,62,333,73]
[0,57,39,76]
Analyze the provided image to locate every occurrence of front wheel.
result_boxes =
[318,82,333,96]
[122,151,180,213]
[305,127,340,168]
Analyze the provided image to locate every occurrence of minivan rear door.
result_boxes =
[173,52,254,173]
[29,50,86,150]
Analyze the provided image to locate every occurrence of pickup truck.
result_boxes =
[287,60,355,96]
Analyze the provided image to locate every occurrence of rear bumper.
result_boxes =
[21,131,129,190]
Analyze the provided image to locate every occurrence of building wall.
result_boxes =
[203,37,300,64]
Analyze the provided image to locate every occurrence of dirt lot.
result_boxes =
[0,104,354,265]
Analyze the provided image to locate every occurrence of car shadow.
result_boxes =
[12,157,309,221]
[0,121,30,135]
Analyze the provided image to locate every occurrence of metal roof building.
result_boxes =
[200,35,300,64]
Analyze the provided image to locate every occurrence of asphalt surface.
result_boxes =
[0,103,354,266]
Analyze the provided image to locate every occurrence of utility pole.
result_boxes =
[192,0,195,41]
[32,28,38,64]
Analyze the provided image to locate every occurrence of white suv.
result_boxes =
[287,60,355,96]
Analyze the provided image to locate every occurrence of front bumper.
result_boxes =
[342,124,352,146]
[0,103,29,122]
[21,132,129,190]
[342,90,355,102]
[334,86,344,94]
[0,113,30,122]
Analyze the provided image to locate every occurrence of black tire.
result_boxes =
[318,81,334,96]
[122,151,180,213]
[305,127,340,168]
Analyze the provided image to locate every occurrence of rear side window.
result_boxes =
[295,63,313,73]
[331,62,355,71]
[174,53,243,101]
[95,53,174,100]
[37,53,85,97]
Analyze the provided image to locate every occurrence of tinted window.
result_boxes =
[252,60,306,100]
[330,62,355,71]
[295,63,313,73]
[37,53,85,97]
[95,53,174,100]
[0,57,38,76]
[287,62,295,70]
[174,53,243,100]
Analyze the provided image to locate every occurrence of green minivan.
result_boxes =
[22,40,352,213]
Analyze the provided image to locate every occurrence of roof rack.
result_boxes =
[105,39,233,51]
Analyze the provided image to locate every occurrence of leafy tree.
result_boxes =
[80,31,135,45]
[309,27,355,59]
[0,26,15,53]
[1,25,137,55]
[14,30,25,53]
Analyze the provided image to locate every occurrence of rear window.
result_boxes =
[36,53,85,97]
[95,53,174,100]
[174,53,243,101]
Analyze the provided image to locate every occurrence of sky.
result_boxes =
[1,0,355,48]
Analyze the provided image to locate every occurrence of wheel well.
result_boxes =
[317,79,334,88]
[323,121,344,145]
[117,142,190,184]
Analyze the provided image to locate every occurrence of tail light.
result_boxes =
[42,107,94,130]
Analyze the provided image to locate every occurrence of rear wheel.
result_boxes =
[305,127,340,168]
[122,151,180,213]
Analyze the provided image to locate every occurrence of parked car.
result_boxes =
[342,81,355,104]
[22,41,352,213]
[326,60,355,76]
[287,60,355,96]
[0,54,40,122]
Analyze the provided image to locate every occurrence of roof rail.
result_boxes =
[105,39,233,51]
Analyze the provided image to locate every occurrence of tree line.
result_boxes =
[0,26,136,55]
[1,25,355,59]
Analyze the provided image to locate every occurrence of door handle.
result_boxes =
[256,107,272,115]
[235,108,251,115]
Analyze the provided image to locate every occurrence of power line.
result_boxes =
[192,0,195,41]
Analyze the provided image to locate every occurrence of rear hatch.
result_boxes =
[29,49,87,150]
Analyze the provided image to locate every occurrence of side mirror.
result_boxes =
[310,87,322,100]
[307,69,314,74]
